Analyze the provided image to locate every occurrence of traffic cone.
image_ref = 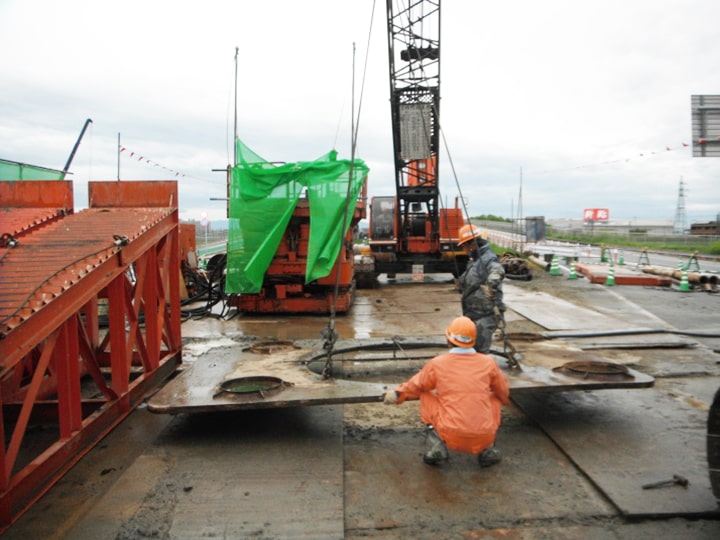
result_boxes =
[605,264,616,286]
[549,254,561,276]
[618,250,625,266]
[677,257,684,270]
[678,269,690,292]
[567,260,578,280]
[600,245,608,263]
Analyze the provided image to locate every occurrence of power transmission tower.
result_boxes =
[673,177,688,234]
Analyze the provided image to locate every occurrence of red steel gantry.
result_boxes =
[0,180,182,529]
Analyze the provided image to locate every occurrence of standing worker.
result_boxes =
[457,224,506,354]
[384,316,510,466]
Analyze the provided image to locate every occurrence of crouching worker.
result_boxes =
[383,316,510,466]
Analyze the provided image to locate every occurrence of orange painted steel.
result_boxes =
[232,185,367,314]
[0,180,74,209]
[0,181,74,241]
[0,180,182,529]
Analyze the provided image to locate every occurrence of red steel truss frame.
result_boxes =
[0,180,182,529]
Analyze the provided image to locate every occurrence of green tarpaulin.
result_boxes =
[0,159,65,181]
[225,139,369,294]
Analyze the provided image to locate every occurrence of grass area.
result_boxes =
[546,229,720,256]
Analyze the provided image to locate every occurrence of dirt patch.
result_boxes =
[115,474,179,540]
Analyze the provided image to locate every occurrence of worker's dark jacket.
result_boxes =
[459,244,505,319]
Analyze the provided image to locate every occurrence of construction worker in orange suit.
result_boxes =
[457,224,506,354]
[383,316,511,466]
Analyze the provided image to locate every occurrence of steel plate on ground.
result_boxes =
[65,406,346,539]
[503,285,627,331]
[147,339,389,414]
[504,339,654,393]
[147,337,654,414]
[512,381,720,517]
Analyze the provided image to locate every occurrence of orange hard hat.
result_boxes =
[445,316,477,348]
[457,224,487,246]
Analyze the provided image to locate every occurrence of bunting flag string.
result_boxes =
[534,140,695,176]
[118,145,222,184]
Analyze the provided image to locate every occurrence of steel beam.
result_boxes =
[0,180,182,530]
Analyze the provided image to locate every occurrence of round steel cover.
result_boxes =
[553,360,634,381]
[214,376,291,399]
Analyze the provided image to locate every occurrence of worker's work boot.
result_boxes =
[477,445,502,468]
[423,426,449,465]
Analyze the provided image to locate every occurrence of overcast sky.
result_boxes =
[2,1,719,226]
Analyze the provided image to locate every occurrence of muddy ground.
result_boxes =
[4,265,720,539]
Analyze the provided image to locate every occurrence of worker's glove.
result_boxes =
[383,390,399,405]
[496,302,507,312]
[480,284,494,299]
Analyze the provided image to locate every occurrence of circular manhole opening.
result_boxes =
[553,360,633,381]
[214,376,291,399]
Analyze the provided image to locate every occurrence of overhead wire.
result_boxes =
[321,0,378,379]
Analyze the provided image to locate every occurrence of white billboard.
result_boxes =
[691,95,720,157]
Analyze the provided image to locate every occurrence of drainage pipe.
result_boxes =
[640,265,709,284]
[528,255,549,270]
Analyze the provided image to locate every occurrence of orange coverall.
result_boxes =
[395,350,510,454]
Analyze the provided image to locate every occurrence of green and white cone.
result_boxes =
[605,265,616,286]
[679,269,690,292]
[568,260,578,280]
[600,247,608,263]
[549,255,561,276]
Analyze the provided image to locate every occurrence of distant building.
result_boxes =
[690,220,720,236]
[546,218,675,235]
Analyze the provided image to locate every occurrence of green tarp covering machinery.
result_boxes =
[226,139,369,313]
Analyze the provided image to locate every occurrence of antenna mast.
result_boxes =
[233,46,239,167]
[673,177,688,234]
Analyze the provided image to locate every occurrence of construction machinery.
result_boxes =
[364,0,467,281]
[224,144,369,314]
[225,1,467,311]
[228,189,368,314]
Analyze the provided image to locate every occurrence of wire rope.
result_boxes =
[321,0,378,379]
